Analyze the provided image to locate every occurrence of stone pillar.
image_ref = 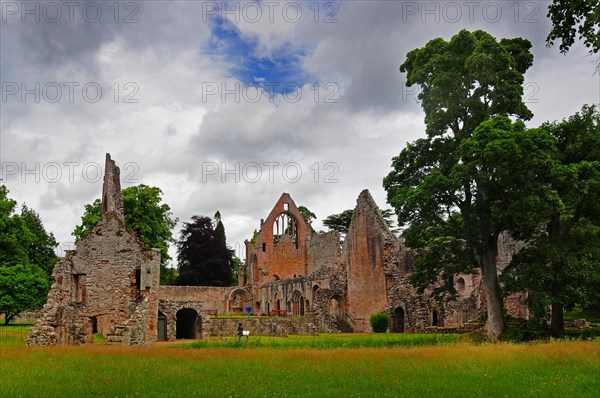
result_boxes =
[101,153,124,219]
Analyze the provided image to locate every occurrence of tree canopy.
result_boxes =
[173,215,234,287]
[385,30,540,341]
[0,264,49,325]
[547,0,600,53]
[72,184,178,284]
[298,206,316,230]
[502,105,600,337]
[20,205,59,278]
[323,209,354,234]
[0,185,54,323]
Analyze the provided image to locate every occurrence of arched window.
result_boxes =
[456,277,466,296]
[273,213,298,247]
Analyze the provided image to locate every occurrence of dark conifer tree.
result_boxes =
[174,215,234,286]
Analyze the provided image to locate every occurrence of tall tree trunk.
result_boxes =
[551,302,565,338]
[482,250,505,342]
[477,185,505,342]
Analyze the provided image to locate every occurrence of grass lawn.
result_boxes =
[178,332,462,349]
[1,325,598,397]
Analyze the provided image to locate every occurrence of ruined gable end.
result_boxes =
[27,154,160,347]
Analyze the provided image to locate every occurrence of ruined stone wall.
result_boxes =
[158,300,210,341]
[27,154,161,347]
[306,230,341,275]
[27,213,160,346]
[248,193,311,284]
[207,317,319,337]
[158,286,230,313]
[496,232,526,271]
[101,154,124,218]
[344,190,397,332]
[255,277,312,315]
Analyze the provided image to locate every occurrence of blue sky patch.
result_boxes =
[206,17,316,97]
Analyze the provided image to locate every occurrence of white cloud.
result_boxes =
[2,0,598,265]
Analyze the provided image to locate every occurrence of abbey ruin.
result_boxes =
[27,154,527,346]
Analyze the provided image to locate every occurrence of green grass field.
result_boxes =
[1,324,598,397]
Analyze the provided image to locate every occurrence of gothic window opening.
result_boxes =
[456,277,466,296]
[272,212,298,247]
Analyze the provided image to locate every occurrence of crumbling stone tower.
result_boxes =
[343,189,399,332]
[27,154,161,346]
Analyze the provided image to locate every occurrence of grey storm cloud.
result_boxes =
[1,0,598,262]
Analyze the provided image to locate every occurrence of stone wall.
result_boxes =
[248,193,311,284]
[206,317,319,337]
[344,190,397,332]
[158,286,230,313]
[158,300,209,341]
[27,154,161,347]
[307,230,341,275]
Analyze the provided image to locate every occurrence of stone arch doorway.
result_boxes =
[228,288,251,315]
[312,285,320,301]
[274,292,281,312]
[392,307,405,333]
[328,295,344,319]
[157,312,167,341]
[176,308,200,339]
[255,301,261,315]
[292,291,304,316]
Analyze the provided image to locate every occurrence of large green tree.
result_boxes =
[384,30,547,341]
[547,0,600,53]
[72,184,178,284]
[173,215,234,287]
[0,264,49,325]
[0,186,53,323]
[298,206,317,230]
[502,105,600,337]
[20,205,58,278]
[0,186,28,267]
[214,210,226,242]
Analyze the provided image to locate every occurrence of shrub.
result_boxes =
[370,312,389,333]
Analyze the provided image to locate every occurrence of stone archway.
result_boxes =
[392,307,405,333]
[312,285,320,302]
[159,301,205,341]
[255,301,261,315]
[176,308,200,339]
[328,295,344,319]
[228,288,252,315]
[292,290,304,316]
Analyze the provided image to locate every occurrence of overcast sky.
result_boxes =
[1,0,598,264]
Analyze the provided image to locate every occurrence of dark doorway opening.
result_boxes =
[176,308,199,339]
[90,316,98,334]
[432,310,440,326]
[392,307,405,333]
[157,312,167,341]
